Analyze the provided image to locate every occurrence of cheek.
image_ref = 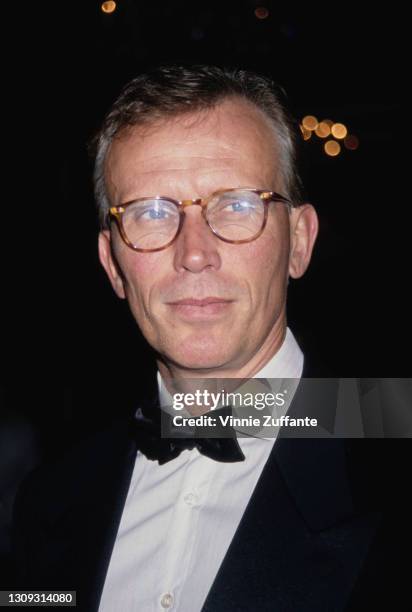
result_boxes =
[238,232,289,298]
[120,255,159,316]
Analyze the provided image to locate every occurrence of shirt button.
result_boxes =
[160,593,174,608]
[183,491,199,506]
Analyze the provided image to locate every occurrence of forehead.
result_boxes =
[105,97,281,201]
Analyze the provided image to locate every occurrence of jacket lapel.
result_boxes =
[81,424,138,611]
[202,373,381,611]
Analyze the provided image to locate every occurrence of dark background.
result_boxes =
[1,0,408,583]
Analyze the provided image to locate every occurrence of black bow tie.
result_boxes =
[132,403,245,465]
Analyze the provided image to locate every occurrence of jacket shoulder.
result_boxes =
[13,418,135,527]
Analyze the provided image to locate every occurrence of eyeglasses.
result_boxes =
[107,187,292,252]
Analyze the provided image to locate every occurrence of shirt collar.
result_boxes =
[253,326,303,380]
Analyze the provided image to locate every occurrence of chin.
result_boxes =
[164,335,235,372]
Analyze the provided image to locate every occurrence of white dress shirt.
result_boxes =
[99,327,303,612]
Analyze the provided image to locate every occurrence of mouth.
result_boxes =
[166,297,234,320]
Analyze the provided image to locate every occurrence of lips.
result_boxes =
[166,297,233,319]
[167,297,232,306]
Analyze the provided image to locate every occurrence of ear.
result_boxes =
[288,204,319,279]
[98,229,126,299]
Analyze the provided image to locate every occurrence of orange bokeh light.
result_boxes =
[315,121,332,138]
[331,123,348,139]
[324,140,341,156]
[302,115,318,131]
[101,1,116,14]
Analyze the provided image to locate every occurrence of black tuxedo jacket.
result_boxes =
[11,362,411,611]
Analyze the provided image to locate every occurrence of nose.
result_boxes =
[172,203,222,273]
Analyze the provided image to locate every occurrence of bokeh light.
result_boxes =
[315,121,332,138]
[331,123,348,139]
[344,135,360,150]
[324,140,341,156]
[300,125,312,140]
[254,7,269,19]
[101,1,116,14]
[302,115,318,131]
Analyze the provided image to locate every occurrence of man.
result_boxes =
[12,65,409,611]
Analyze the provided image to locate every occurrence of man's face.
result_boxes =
[98,98,317,375]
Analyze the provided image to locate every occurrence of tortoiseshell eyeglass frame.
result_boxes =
[106,187,293,253]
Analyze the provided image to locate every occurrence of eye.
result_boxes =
[144,207,169,220]
[223,199,254,213]
[231,201,246,212]
[127,199,177,223]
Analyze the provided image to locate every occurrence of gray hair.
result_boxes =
[90,64,305,229]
